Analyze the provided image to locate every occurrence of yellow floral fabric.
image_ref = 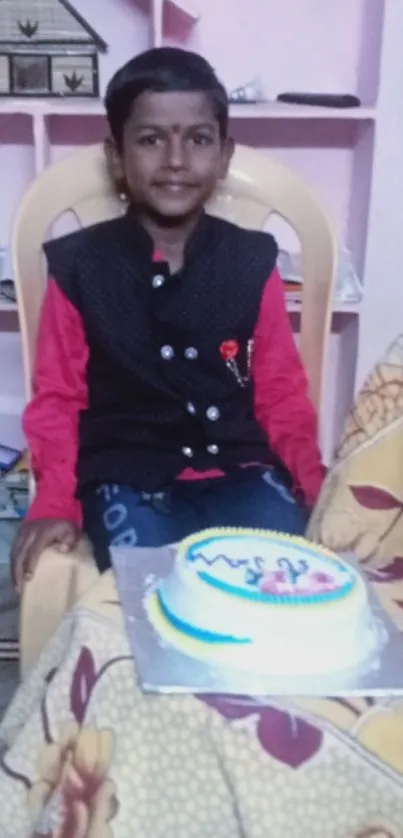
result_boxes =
[0,567,403,837]
[1,336,403,837]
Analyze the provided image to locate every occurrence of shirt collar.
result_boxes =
[121,207,214,272]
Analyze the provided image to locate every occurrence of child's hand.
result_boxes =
[10,519,80,593]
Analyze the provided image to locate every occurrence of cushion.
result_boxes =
[308,335,403,568]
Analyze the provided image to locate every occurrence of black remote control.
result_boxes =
[277,93,361,109]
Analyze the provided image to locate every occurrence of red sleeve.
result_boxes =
[23,278,88,525]
[252,268,324,507]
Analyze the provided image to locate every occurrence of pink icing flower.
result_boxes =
[311,571,334,585]
[259,569,338,597]
[294,573,337,595]
[260,571,297,594]
[260,571,286,593]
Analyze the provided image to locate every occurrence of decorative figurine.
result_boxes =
[228,77,265,105]
[0,0,107,98]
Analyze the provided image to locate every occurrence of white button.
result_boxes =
[187,402,196,415]
[161,345,174,360]
[184,347,198,360]
[206,406,220,421]
[152,274,165,288]
[182,446,194,457]
[207,444,219,455]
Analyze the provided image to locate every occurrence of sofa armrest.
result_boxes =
[20,537,99,679]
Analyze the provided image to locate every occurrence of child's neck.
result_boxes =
[138,210,203,274]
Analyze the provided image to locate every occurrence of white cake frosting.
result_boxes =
[146,528,378,676]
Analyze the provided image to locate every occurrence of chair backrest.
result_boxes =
[12,143,337,417]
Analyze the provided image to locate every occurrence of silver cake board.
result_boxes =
[111,545,403,698]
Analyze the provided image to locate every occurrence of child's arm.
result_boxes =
[252,268,325,508]
[11,279,88,590]
[24,278,88,521]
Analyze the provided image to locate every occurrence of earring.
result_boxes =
[119,190,128,215]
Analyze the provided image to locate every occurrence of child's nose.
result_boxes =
[166,137,187,170]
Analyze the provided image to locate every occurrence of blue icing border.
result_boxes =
[157,591,251,645]
[187,535,356,605]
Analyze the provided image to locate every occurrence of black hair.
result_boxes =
[105,47,229,149]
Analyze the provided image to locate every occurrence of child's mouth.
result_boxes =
[155,182,196,193]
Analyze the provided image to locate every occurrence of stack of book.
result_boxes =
[0,448,29,520]
[277,250,303,303]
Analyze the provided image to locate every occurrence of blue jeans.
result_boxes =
[81,467,308,572]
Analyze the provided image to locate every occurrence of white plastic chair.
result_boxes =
[12,142,337,676]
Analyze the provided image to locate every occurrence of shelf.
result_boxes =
[0,99,105,117]
[286,298,361,315]
[0,98,377,122]
[229,103,376,121]
[0,301,17,313]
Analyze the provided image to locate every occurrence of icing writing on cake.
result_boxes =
[187,537,355,604]
[191,552,256,571]
[192,551,338,596]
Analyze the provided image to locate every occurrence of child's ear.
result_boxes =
[218,136,235,180]
[104,137,126,197]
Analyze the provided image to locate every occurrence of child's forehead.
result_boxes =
[129,90,217,127]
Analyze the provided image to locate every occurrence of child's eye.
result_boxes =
[192,133,213,146]
[137,135,161,146]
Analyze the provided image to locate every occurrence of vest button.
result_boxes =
[152,273,165,288]
[161,345,174,360]
[187,402,196,415]
[206,406,220,421]
[207,444,219,455]
[182,446,194,457]
[184,347,198,360]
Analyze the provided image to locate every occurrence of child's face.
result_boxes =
[108,90,233,221]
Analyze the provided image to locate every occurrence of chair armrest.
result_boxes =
[19,537,99,679]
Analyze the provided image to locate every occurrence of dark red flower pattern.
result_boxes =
[197,694,323,768]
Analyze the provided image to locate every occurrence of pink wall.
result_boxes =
[0,118,35,249]
[172,0,370,101]
[80,0,382,104]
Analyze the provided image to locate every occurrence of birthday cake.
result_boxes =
[146,528,378,676]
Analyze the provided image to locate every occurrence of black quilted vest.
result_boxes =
[44,211,281,493]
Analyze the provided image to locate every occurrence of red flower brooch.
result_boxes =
[219,339,239,362]
[219,339,253,388]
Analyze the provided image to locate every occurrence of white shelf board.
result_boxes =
[0,98,105,117]
[229,102,376,121]
[0,98,377,122]
[0,301,17,313]
[286,298,361,315]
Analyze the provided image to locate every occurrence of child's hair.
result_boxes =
[105,47,229,149]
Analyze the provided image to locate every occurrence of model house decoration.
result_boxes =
[0,0,107,98]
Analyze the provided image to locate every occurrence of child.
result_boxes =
[11,47,324,589]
